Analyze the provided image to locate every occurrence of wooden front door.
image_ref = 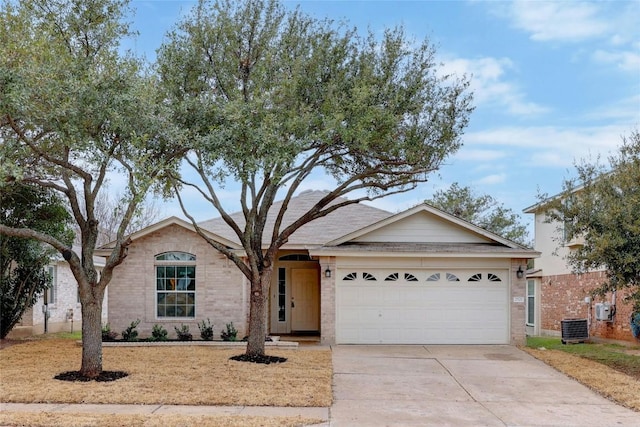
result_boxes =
[291,268,320,331]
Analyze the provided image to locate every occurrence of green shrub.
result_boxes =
[174,324,192,341]
[121,319,140,342]
[197,318,214,341]
[101,323,118,341]
[221,322,237,341]
[150,324,168,342]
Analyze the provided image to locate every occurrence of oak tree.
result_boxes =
[0,0,182,377]
[158,0,473,357]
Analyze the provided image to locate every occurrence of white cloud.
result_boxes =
[457,149,507,162]
[465,125,629,168]
[440,56,548,116]
[592,49,640,73]
[505,1,608,42]
[473,173,506,186]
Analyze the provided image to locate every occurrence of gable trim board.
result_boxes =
[102,191,537,345]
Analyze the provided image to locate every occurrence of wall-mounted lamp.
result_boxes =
[516,266,524,279]
[324,266,332,278]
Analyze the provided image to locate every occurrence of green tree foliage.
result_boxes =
[0,0,182,377]
[541,130,640,311]
[157,0,473,356]
[0,183,73,338]
[427,182,530,246]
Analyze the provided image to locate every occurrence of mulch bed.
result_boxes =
[54,370,129,382]
[229,354,287,364]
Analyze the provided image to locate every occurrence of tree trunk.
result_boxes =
[245,271,271,356]
[79,287,104,378]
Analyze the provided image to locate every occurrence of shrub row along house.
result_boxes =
[96,190,536,345]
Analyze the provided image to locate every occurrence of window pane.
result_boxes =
[157,279,164,291]
[176,293,186,305]
[527,296,535,324]
[166,266,175,279]
[186,293,195,304]
[157,305,166,317]
[186,305,195,317]
[165,293,176,305]
[157,293,166,304]
[186,278,195,291]
[156,266,165,278]
[175,306,185,317]
[166,306,176,317]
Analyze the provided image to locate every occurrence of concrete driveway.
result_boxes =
[330,345,639,426]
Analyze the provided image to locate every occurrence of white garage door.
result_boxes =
[336,269,509,344]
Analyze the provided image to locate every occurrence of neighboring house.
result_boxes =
[100,190,538,345]
[8,249,107,338]
[524,197,636,342]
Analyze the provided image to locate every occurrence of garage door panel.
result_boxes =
[336,269,509,344]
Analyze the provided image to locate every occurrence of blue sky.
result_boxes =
[123,0,640,232]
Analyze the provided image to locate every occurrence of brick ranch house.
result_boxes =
[524,196,638,343]
[99,190,538,345]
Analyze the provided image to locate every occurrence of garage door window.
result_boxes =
[343,272,357,281]
[385,273,399,281]
[426,273,440,281]
[446,273,460,281]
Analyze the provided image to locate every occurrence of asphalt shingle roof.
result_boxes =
[197,190,393,247]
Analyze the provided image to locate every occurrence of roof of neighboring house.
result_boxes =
[197,190,393,247]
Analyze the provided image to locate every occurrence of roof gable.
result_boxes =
[97,216,241,253]
[328,203,527,249]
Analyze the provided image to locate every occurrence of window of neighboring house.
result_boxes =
[47,266,57,305]
[526,279,535,326]
[156,252,196,318]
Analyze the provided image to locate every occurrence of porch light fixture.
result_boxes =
[516,266,524,279]
[324,266,332,278]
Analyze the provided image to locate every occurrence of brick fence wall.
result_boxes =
[541,271,638,342]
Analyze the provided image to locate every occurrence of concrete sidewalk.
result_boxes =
[0,402,329,424]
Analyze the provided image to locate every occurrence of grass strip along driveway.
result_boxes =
[524,336,640,411]
[0,338,331,426]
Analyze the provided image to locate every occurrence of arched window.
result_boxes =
[155,252,196,318]
[156,252,196,261]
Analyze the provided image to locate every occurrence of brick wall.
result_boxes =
[319,256,336,344]
[540,271,638,342]
[107,224,246,340]
[510,259,527,346]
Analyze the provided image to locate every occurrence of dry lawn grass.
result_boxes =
[0,412,322,427]
[524,347,640,411]
[0,340,332,407]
